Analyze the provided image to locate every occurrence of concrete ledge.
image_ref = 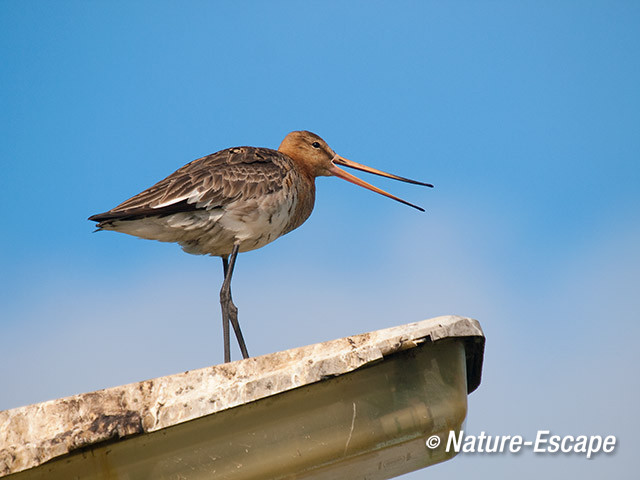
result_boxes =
[0,315,484,477]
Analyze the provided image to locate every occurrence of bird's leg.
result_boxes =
[225,245,250,359]
[221,255,231,363]
[220,244,249,362]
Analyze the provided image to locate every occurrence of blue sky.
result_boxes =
[1,1,639,478]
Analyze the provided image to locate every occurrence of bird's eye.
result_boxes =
[311,142,321,149]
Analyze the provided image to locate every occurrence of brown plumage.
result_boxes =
[89,131,432,362]
[90,146,314,256]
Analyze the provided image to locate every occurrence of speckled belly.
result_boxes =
[104,189,301,257]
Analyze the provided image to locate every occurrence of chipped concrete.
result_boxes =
[0,315,483,477]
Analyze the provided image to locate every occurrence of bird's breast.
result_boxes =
[101,165,317,257]
[183,171,315,256]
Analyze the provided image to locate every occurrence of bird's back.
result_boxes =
[90,147,316,256]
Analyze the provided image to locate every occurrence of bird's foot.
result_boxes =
[220,293,249,362]
[227,299,249,359]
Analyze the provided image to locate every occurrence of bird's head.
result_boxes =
[278,130,433,211]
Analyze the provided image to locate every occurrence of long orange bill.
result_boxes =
[330,155,432,212]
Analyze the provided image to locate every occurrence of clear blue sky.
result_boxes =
[1,2,638,477]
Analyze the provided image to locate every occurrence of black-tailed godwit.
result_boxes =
[89,131,432,362]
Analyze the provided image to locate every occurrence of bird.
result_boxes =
[89,131,433,363]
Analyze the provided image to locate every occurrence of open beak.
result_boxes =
[329,155,433,212]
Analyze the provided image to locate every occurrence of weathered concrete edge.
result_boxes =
[0,315,483,477]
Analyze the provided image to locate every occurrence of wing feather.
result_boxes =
[89,147,293,223]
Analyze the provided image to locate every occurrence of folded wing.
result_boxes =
[89,147,291,225]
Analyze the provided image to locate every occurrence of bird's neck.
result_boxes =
[284,178,316,235]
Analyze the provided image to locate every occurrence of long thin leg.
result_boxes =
[221,255,231,363]
[225,245,249,358]
[220,244,249,362]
